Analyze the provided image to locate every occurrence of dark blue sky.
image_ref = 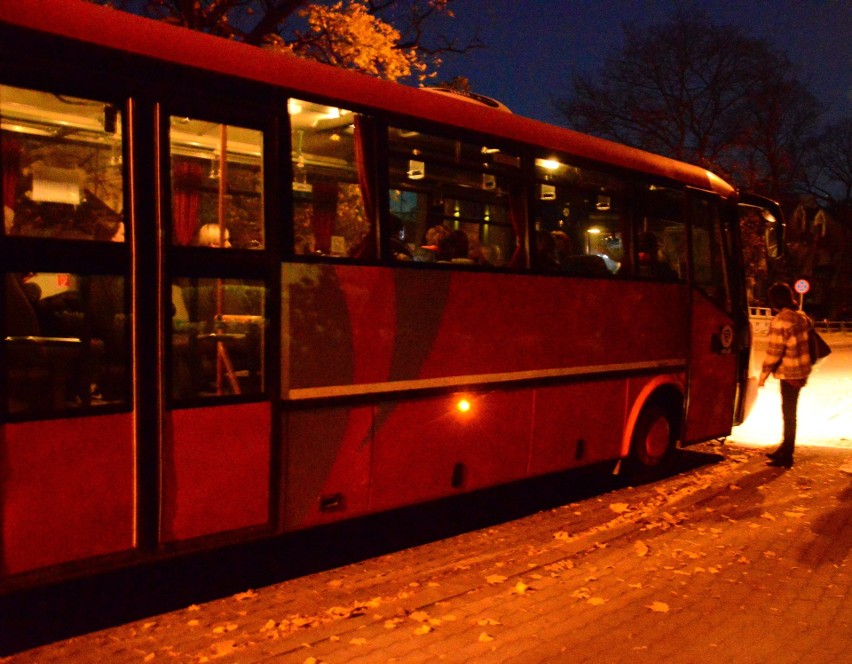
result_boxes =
[435,0,851,125]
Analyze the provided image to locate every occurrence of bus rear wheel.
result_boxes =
[628,403,677,475]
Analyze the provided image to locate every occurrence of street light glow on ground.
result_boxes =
[730,333,852,451]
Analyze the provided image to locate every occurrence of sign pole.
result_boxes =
[793,279,810,311]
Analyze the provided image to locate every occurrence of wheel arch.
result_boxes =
[620,375,685,459]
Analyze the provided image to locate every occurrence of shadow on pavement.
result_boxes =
[0,447,722,655]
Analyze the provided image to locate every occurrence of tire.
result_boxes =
[628,402,677,475]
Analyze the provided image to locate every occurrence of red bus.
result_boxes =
[0,0,781,591]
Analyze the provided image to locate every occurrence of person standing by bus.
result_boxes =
[758,282,812,468]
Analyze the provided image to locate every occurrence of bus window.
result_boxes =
[691,197,731,308]
[169,117,264,250]
[387,127,523,268]
[288,99,375,259]
[171,277,266,400]
[533,158,625,276]
[4,271,129,416]
[636,186,687,280]
[1,85,124,241]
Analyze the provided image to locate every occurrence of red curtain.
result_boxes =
[2,138,22,213]
[352,115,377,259]
[311,179,337,254]
[508,183,527,269]
[172,160,203,246]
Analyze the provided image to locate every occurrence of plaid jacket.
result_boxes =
[761,308,812,381]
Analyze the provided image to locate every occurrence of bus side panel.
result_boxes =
[529,379,626,475]
[369,390,533,513]
[286,265,689,394]
[1,414,134,575]
[284,405,373,531]
[161,403,270,542]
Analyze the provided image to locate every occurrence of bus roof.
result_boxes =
[0,0,735,198]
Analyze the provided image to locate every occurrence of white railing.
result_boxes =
[748,306,773,335]
[813,320,852,334]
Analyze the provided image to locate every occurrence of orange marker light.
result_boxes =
[457,398,472,413]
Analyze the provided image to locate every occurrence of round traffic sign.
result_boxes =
[794,279,810,294]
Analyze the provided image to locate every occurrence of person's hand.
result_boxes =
[758,371,769,387]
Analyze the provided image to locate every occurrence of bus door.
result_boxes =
[684,192,738,442]
[160,109,276,543]
[1,84,135,576]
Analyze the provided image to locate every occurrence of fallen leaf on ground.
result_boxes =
[350,637,368,645]
[634,540,650,556]
[413,625,432,635]
[647,601,670,613]
[486,574,508,585]
[477,618,501,626]
[513,581,530,594]
[587,597,606,606]
[210,641,238,657]
[233,590,256,601]
[409,610,430,622]
[609,502,630,513]
[479,632,495,642]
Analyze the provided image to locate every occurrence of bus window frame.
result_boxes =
[283,94,385,264]
[384,119,526,271]
[530,151,631,277]
[160,97,282,409]
[686,188,737,315]
[1,79,134,422]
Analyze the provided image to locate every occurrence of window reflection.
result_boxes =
[533,158,625,276]
[691,198,731,307]
[289,99,375,258]
[171,278,266,400]
[638,187,687,281]
[387,127,522,267]
[170,117,264,249]
[1,85,124,241]
[4,272,129,415]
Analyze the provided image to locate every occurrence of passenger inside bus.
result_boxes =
[194,223,231,248]
[637,231,678,280]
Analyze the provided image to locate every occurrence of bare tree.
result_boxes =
[805,116,852,208]
[555,12,822,200]
[89,0,482,81]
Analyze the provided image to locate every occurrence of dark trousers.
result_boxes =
[778,379,804,457]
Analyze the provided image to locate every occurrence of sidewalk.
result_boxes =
[4,443,851,663]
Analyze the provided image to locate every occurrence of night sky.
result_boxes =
[435,0,851,125]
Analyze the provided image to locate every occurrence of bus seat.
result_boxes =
[561,254,610,277]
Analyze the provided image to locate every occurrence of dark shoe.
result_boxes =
[766,446,792,460]
[767,456,793,468]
